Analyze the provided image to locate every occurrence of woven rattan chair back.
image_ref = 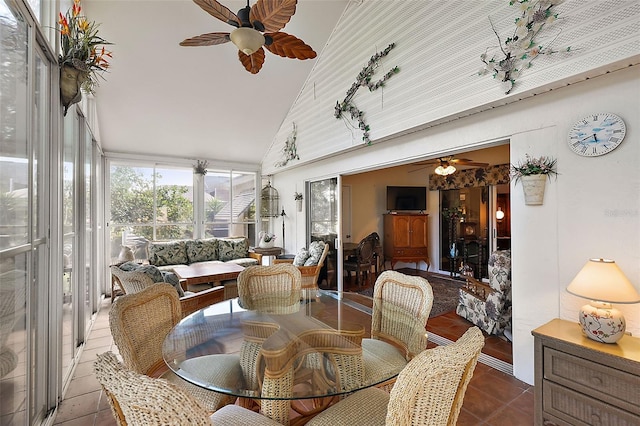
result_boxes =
[371,270,434,360]
[94,351,212,426]
[237,264,302,314]
[386,326,484,425]
[109,283,180,377]
[110,266,156,295]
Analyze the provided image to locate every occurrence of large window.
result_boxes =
[204,170,256,240]
[108,162,256,262]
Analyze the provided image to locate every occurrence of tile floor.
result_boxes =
[54,294,534,425]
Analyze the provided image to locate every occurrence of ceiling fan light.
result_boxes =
[230,27,265,55]
[435,165,456,176]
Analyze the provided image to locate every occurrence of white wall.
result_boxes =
[269,65,640,385]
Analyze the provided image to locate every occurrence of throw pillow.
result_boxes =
[147,241,188,266]
[304,241,326,266]
[293,247,310,266]
[218,238,248,262]
[185,238,218,263]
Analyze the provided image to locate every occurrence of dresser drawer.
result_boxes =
[390,248,428,257]
[543,380,640,426]
[544,347,640,412]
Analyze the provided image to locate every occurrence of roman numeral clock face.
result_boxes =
[568,113,626,157]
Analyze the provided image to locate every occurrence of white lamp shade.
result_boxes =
[229,27,265,55]
[566,258,640,304]
[435,165,456,176]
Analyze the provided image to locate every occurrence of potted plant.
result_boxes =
[58,0,112,115]
[294,192,303,212]
[511,154,557,205]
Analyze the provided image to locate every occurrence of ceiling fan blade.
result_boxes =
[180,32,230,47]
[250,0,297,33]
[239,48,265,74]
[264,32,316,59]
[193,0,241,27]
[450,159,489,167]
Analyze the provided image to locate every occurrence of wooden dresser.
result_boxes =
[532,319,640,426]
[383,213,429,270]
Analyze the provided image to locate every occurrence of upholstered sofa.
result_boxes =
[146,236,262,271]
[456,249,512,338]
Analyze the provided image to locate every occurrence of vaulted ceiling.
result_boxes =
[85,0,348,165]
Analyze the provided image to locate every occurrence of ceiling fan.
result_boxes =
[180,0,317,74]
[410,156,489,176]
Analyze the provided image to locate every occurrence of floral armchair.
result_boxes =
[456,250,512,337]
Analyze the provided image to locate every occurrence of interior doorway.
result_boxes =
[440,187,490,279]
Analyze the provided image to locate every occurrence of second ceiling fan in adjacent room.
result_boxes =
[411,156,489,176]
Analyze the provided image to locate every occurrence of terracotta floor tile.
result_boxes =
[485,404,534,426]
[54,391,101,423]
[510,389,535,419]
[461,385,505,420]
[456,408,484,426]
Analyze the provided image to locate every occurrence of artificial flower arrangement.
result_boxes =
[294,192,303,201]
[58,0,112,113]
[479,0,571,94]
[510,154,558,183]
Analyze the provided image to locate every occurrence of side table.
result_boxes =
[251,247,283,265]
[532,319,640,425]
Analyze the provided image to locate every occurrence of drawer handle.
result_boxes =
[589,376,603,386]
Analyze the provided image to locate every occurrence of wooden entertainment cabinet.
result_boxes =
[383,213,430,270]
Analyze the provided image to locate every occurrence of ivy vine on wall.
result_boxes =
[479,0,571,94]
[334,43,399,145]
[275,122,299,167]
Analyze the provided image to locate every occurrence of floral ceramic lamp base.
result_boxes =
[579,301,626,344]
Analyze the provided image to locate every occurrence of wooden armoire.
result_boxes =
[383,213,430,270]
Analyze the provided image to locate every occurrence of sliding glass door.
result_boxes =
[308,178,338,289]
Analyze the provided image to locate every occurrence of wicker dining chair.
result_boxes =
[109,284,238,413]
[237,264,302,314]
[307,326,485,426]
[94,351,281,426]
[363,270,433,391]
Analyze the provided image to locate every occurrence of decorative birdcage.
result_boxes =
[261,180,279,218]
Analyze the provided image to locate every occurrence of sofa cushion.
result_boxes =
[293,247,310,266]
[185,238,218,264]
[148,241,188,267]
[304,241,325,266]
[217,238,248,262]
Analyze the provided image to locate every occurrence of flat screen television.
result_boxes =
[386,186,427,211]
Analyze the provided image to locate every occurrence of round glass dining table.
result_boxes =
[162,290,405,422]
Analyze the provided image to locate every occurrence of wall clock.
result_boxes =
[568,113,626,157]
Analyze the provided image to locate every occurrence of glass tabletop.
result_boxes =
[162,290,403,400]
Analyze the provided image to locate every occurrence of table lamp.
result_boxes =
[566,258,640,343]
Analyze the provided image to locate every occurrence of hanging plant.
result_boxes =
[335,43,400,145]
[58,0,112,115]
[478,0,571,94]
[193,160,208,175]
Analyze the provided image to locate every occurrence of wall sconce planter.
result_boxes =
[520,174,547,205]
[294,192,303,212]
[511,154,557,206]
